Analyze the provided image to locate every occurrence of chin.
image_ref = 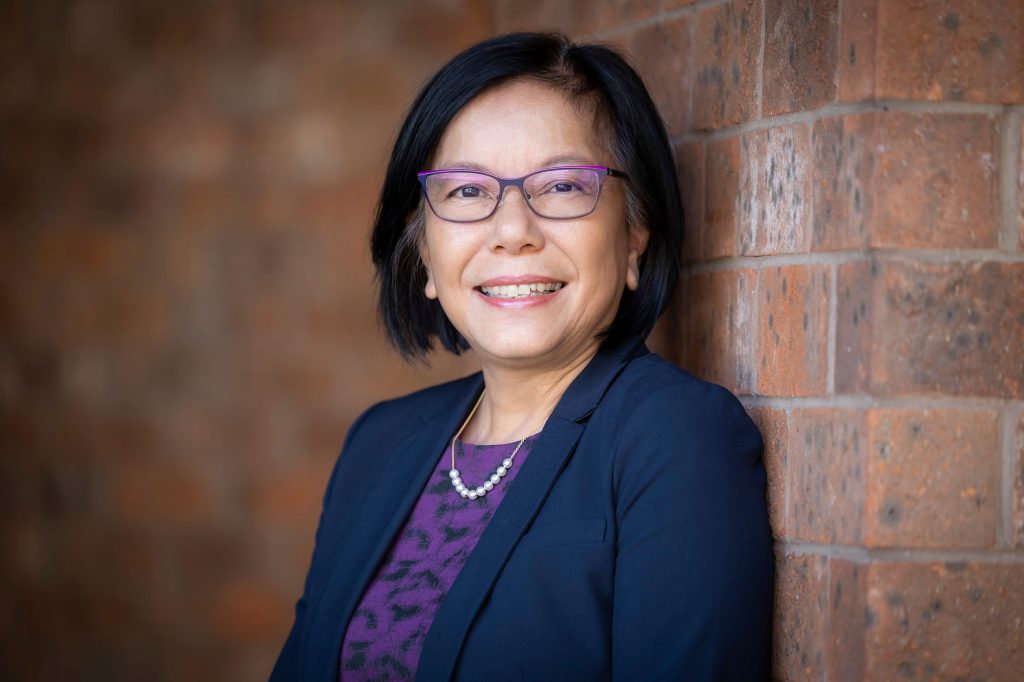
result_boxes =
[472,333,560,364]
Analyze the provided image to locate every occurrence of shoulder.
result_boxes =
[343,371,481,445]
[324,371,480,499]
[606,351,757,441]
[597,351,764,483]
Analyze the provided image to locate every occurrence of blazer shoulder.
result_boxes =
[600,351,763,466]
[349,371,481,438]
[605,352,766,506]
[614,352,750,422]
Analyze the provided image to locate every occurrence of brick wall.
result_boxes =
[3,1,1022,680]
[0,1,487,679]
[495,0,1022,679]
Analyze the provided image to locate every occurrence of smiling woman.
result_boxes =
[418,80,647,382]
[271,33,773,681]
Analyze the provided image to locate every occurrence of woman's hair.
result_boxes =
[371,32,683,361]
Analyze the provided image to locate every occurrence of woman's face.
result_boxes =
[419,79,648,371]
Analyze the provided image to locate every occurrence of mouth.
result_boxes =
[475,282,566,299]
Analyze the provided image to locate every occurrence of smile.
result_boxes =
[477,282,565,298]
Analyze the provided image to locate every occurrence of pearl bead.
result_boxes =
[502,458,513,468]
[468,491,478,500]
[475,486,486,496]
[449,469,460,479]
[453,477,462,486]
[496,466,507,476]
[483,481,494,491]
[460,489,469,498]
[490,474,500,484]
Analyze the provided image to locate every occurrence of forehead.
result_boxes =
[431,79,612,172]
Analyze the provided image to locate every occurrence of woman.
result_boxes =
[271,33,772,681]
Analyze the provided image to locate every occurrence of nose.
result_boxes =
[488,186,544,254]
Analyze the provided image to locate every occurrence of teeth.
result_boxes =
[480,282,564,298]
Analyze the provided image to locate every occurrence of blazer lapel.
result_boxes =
[415,334,648,681]
[302,373,485,682]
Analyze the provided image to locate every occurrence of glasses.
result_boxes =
[417,165,629,223]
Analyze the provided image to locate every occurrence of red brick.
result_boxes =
[835,260,872,391]
[629,16,692,137]
[680,268,757,394]
[746,406,788,537]
[871,112,999,249]
[756,265,830,396]
[574,0,660,37]
[837,0,878,102]
[493,0,658,35]
[811,114,873,251]
[1015,413,1024,547]
[693,0,761,130]
[763,0,839,116]
[773,552,829,681]
[873,0,1024,104]
[837,259,1024,398]
[827,559,867,682]
[802,112,998,251]
[246,464,329,523]
[1019,116,1024,248]
[121,1,243,56]
[646,310,678,363]
[702,136,740,258]
[810,111,999,251]
[674,140,704,262]
[738,124,813,256]
[170,526,256,608]
[492,0,574,34]
[863,409,999,549]
[864,563,1024,679]
[112,460,216,526]
[0,2,499,679]
[789,409,866,544]
[840,1,1024,105]
[247,3,368,55]
[209,579,292,642]
[3,520,47,581]
[144,110,236,180]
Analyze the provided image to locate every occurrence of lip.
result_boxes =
[473,274,566,309]
[477,274,564,287]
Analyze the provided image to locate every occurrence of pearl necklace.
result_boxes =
[448,389,539,501]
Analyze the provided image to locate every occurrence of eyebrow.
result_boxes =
[433,156,599,174]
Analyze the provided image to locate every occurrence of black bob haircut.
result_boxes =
[371,32,683,361]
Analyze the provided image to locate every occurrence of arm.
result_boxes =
[269,401,381,681]
[611,382,773,680]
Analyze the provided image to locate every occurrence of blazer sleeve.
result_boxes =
[269,401,381,682]
[610,382,773,680]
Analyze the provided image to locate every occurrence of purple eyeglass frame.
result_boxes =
[416,165,629,223]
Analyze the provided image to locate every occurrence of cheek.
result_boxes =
[424,225,477,287]
[586,228,631,282]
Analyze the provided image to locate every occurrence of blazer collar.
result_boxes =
[549,333,649,423]
[302,334,649,682]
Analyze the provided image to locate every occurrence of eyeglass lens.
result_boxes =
[423,168,604,221]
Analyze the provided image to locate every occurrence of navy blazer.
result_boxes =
[271,334,773,681]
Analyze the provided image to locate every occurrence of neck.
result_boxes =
[459,344,600,445]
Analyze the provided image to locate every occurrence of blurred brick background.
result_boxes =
[0,0,487,678]
[1,0,1022,680]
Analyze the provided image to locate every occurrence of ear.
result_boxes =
[420,241,438,300]
[625,223,649,291]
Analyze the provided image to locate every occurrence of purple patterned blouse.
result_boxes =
[338,432,539,680]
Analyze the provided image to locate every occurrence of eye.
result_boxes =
[448,185,485,199]
[539,180,583,195]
